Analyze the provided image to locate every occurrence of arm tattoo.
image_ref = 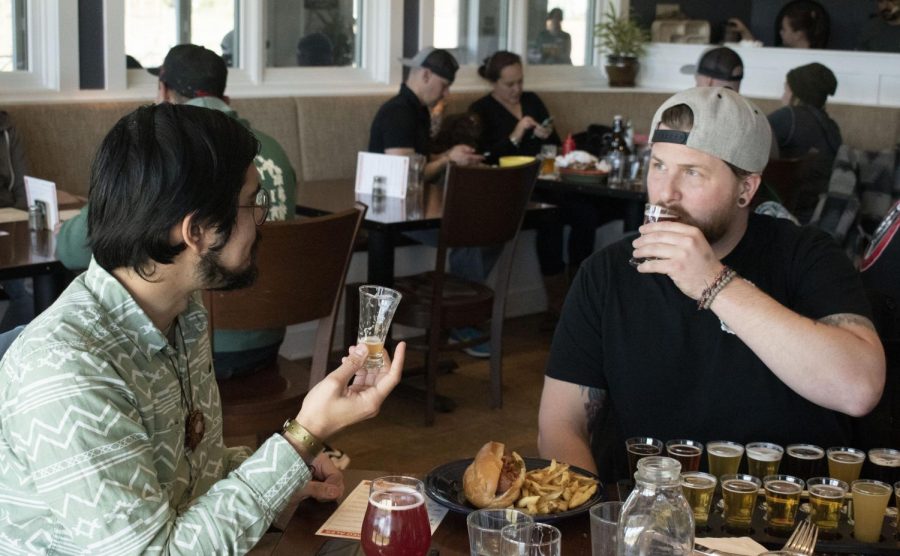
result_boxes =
[818,313,876,332]
[580,386,607,430]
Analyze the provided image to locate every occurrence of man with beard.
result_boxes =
[56,44,297,380]
[858,0,900,52]
[0,103,405,552]
[537,87,885,482]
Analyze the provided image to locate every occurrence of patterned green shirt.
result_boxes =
[0,260,310,554]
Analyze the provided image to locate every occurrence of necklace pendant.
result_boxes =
[186,409,206,451]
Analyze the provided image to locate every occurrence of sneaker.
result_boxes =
[449,327,491,359]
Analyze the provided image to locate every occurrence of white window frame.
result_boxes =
[0,0,78,98]
[104,0,402,99]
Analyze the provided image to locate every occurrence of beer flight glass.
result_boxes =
[360,476,430,556]
[358,285,402,371]
[762,474,804,535]
[707,441,744,481]
[851,479,892,543]
[746,442,783,480]
[666,439,703,472]
[806,477,848,538]
[783,444,825,482]
[625,437,663,480]
[681,471,717,530]
[827,446,866,484]
[628,203,679,267]
[721,474,761,534]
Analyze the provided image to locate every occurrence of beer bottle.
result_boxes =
[609,115,631,156]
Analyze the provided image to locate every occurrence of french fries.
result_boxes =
[514,459,598,515]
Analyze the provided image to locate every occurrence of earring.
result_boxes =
[737,197,749,208]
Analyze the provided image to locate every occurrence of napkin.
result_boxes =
[696,536,767,555]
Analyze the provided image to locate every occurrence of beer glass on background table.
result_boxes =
[681,471,717,530]
[539,144,557,176]
[762,474,804,535]
[746,442,783,480]
[707,441,744,481]
[850,479,892,543]
[628,204,679,267]
[358,285,402,371]
[721,474,762,534]
[806,477,848,538]
[666,439,703,472]
[500,522,561,556]
[783,444,825,482]
[827,446,866,485]
[360,476,430,556]
[467,508,533,556]
[625,437,663,480]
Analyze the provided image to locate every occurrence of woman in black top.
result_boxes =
[469,51,559,165]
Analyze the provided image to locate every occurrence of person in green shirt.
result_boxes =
[0,102,405,554]
[56,44,297,379]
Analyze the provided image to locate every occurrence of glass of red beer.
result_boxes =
[361,476,431,556]
[629,203,679,267]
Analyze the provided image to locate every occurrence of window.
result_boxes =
[432,0,507,66]
[526,1,594,66]
[0,0,27,71]
[265,0,362,68]
[124,0,238,70]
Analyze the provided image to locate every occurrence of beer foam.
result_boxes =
[786,445,823,459]
[708,444,743,457]
[869,450,900,467]
[369,487,425,511]
[829,451,865,464]
[747,447,782,461]
[809,484,844,499]
[765,480,802,495]
[723,479,758,493]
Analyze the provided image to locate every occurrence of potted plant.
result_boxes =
[594,5,650,87]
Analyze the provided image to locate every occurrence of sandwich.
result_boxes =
[463,441,526,509]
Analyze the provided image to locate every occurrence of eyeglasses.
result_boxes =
[239,189,270,226]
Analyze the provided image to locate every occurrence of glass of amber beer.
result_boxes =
[681,471,717,529]
[721,474,761,534]
[707,441,744,481]
[625,437,663,480]
[827,446,865,484]
[358,285,402,371]
[666,439,704,472]
[746,442,784,480]
[806,477,847,538]
[851,479,892,543]
[763,474,804,534]
[628,204,679,267]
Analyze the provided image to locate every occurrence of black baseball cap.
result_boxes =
[680,47,744,82]
[399,47,459,84]
[148,44,228,99]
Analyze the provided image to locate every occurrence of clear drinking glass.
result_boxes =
[681,471,717,529]
[500,522,561,556]
[782,444,825,482]
[540,144,558,176]
[707,441,745,481]
[467,508,533,556]
[721,473,761,534]
[589,501,622,556]
[666,439,704,472]
[851,479,892,543]
[806,477,848,537]
[763,474,804,534]
[628,204,679,267]
[360,476,430,556]
[746,442,784,480]
[625,437,663,481]
[827,446,866,484]
[358,285,402,371]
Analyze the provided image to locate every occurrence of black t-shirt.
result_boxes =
[469,92,560,165]
[546,213,872,481]
[368,84,431,155]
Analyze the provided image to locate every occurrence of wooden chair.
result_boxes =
[205,204,365,446]
[391,160,541,425]
[758,149,818,213]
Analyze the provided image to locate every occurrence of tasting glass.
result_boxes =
[628,204,679,267]
[358,285,402,371]
[762,474,804,534]
[500,522,561,556]
[681,471,717,529]
[806,477,848,537]
[625,437,663,481]
[707,441,745,481]
[746,442,784,480]
[666,439,704,472]
[467,508,533,556]
[589,501,622,556]
[851,479,892,543]
[721,473,762,534]
[827,446,866,485]
[360,476,430,556]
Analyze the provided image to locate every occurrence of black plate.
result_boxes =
[424,457,603,523]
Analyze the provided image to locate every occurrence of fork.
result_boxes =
[781,518,819,555]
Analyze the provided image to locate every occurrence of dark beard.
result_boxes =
[199,235,260,291]
[661,204,734,246]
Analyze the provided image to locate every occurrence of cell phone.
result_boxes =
[541,116,554,127]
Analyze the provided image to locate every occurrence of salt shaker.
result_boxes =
[617,456,694,555]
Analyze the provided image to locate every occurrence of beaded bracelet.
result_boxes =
[698,266,737,310]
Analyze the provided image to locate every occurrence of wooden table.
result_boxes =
[250,469,593,555]
[533,176,647,232]
[0,220,68,314]
[296,179,557,287]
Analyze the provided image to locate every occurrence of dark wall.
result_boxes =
[633,0,877,50]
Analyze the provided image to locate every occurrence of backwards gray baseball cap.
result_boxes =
[400,47,459,84]
[649,87,771,173]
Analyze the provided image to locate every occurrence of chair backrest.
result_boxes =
[761,150,818,213]
[438,160,541,250]
[205,203,365,381]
